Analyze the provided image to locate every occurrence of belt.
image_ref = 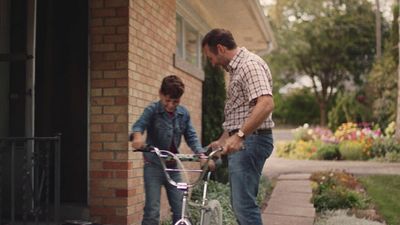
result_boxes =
[228,128,272,136]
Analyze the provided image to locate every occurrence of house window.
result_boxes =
[176,14,202,68]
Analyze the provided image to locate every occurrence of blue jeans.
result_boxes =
[228,133,273,225]
[142,162,183,225]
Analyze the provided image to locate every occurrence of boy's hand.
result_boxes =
[207,160,216,171]
[131,132,145,149]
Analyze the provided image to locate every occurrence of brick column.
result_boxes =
[89,0,203,224]
[89,0,134,224]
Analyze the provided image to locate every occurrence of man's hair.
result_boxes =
[201,28,237,54]
[160,75,185,99]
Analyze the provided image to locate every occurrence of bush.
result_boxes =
[370,137,400,158]
[289,140,319,160]
[384,152,400,162]
[275,141,296,158]
[273,88,320,126]
[187,176,272,225]
[312,144,341,160]
[339,141,367,160]
[292,123,314,141]
[311,170,369,213]
[313,187,368,212]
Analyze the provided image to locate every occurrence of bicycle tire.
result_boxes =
[202,199,222,225]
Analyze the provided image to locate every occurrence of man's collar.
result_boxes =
[226,47,246,73]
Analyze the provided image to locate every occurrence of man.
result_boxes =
[131,75,206,225]
[202,28,274,225]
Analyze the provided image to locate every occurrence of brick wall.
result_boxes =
[89,0,203,224]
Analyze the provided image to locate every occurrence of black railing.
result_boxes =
[0,135,61,225]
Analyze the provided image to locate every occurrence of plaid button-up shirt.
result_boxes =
[223,47,274,132]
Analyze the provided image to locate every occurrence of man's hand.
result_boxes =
[222,135,243,155]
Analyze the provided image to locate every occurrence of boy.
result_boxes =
[131,75,205,224]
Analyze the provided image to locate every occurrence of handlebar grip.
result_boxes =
[133,144,154,152]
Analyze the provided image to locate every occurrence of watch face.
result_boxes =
[237,130,245,138]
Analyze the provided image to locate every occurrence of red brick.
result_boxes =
[104,0,128,8]
[90,206,115,216]
[91,8,116,17]
[103,161,132,170]
[92,79,116,88]
[91,170,114,178]
[105,18,128,26]
[103,123,126,132]
[115,189,136,197]
[115,96,128,105]
[91,152,114,160]
[92,97,115,105]
[91,133,115,142]
[91,61,115,70]
[91,115,115,123]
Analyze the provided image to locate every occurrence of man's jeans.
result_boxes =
[142,162,183,225]
[228,133,273,225]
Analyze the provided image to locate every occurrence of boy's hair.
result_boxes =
[160,75,185,99]
[201,28,237,54]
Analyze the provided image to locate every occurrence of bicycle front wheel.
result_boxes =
[202,199,222,225]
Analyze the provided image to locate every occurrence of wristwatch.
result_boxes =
[237,129,245,139]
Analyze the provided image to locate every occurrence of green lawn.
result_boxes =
[359,175,400,225]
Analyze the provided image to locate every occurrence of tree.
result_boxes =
[266,0,377,126]
[201,60,226,146]
[201,60,228,183]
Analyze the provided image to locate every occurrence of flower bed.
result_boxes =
[276,122,400,162]
[311,170,386,224]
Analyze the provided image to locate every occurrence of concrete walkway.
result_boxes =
[260,128,400,225]
[262,173,315,225]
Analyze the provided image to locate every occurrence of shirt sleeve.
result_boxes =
[131,103,155,133]
[242,60,273,102]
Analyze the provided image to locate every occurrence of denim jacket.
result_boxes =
[131,101,204,164]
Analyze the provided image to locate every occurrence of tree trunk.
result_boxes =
[319,100,327,127]
[397,0,400,141]
[375,0,382,59]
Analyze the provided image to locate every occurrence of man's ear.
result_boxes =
[216,44,225,54]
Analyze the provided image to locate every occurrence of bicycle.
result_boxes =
[134,145,223,225]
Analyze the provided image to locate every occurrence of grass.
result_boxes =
[359,175,400,225]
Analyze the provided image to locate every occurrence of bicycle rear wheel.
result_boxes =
[202,199,222,225]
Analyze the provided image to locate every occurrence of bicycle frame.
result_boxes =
[134,146,222,225]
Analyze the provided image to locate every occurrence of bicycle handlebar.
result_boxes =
[133,145,222,189]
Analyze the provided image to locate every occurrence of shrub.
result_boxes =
[311,170,369,213]
[312,144,341,160]
[313,187,368,212]
[273,88,320,126]
[384,121,396,137]
[328,91,371,131]
[289,140,319,159]
[384,152,400,162]
[292,123,314,141]
[370,137,400,158]
[339,141,368,160]
[188,176,272,225]
[275,141,296,158]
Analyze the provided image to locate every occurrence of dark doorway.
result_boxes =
[0,0,88,219]
[35,0,88,206]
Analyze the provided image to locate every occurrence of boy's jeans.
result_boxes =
[142,163,183,225]
[228,133,273,225]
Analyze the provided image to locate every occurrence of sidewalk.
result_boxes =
[262,173,315,225]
